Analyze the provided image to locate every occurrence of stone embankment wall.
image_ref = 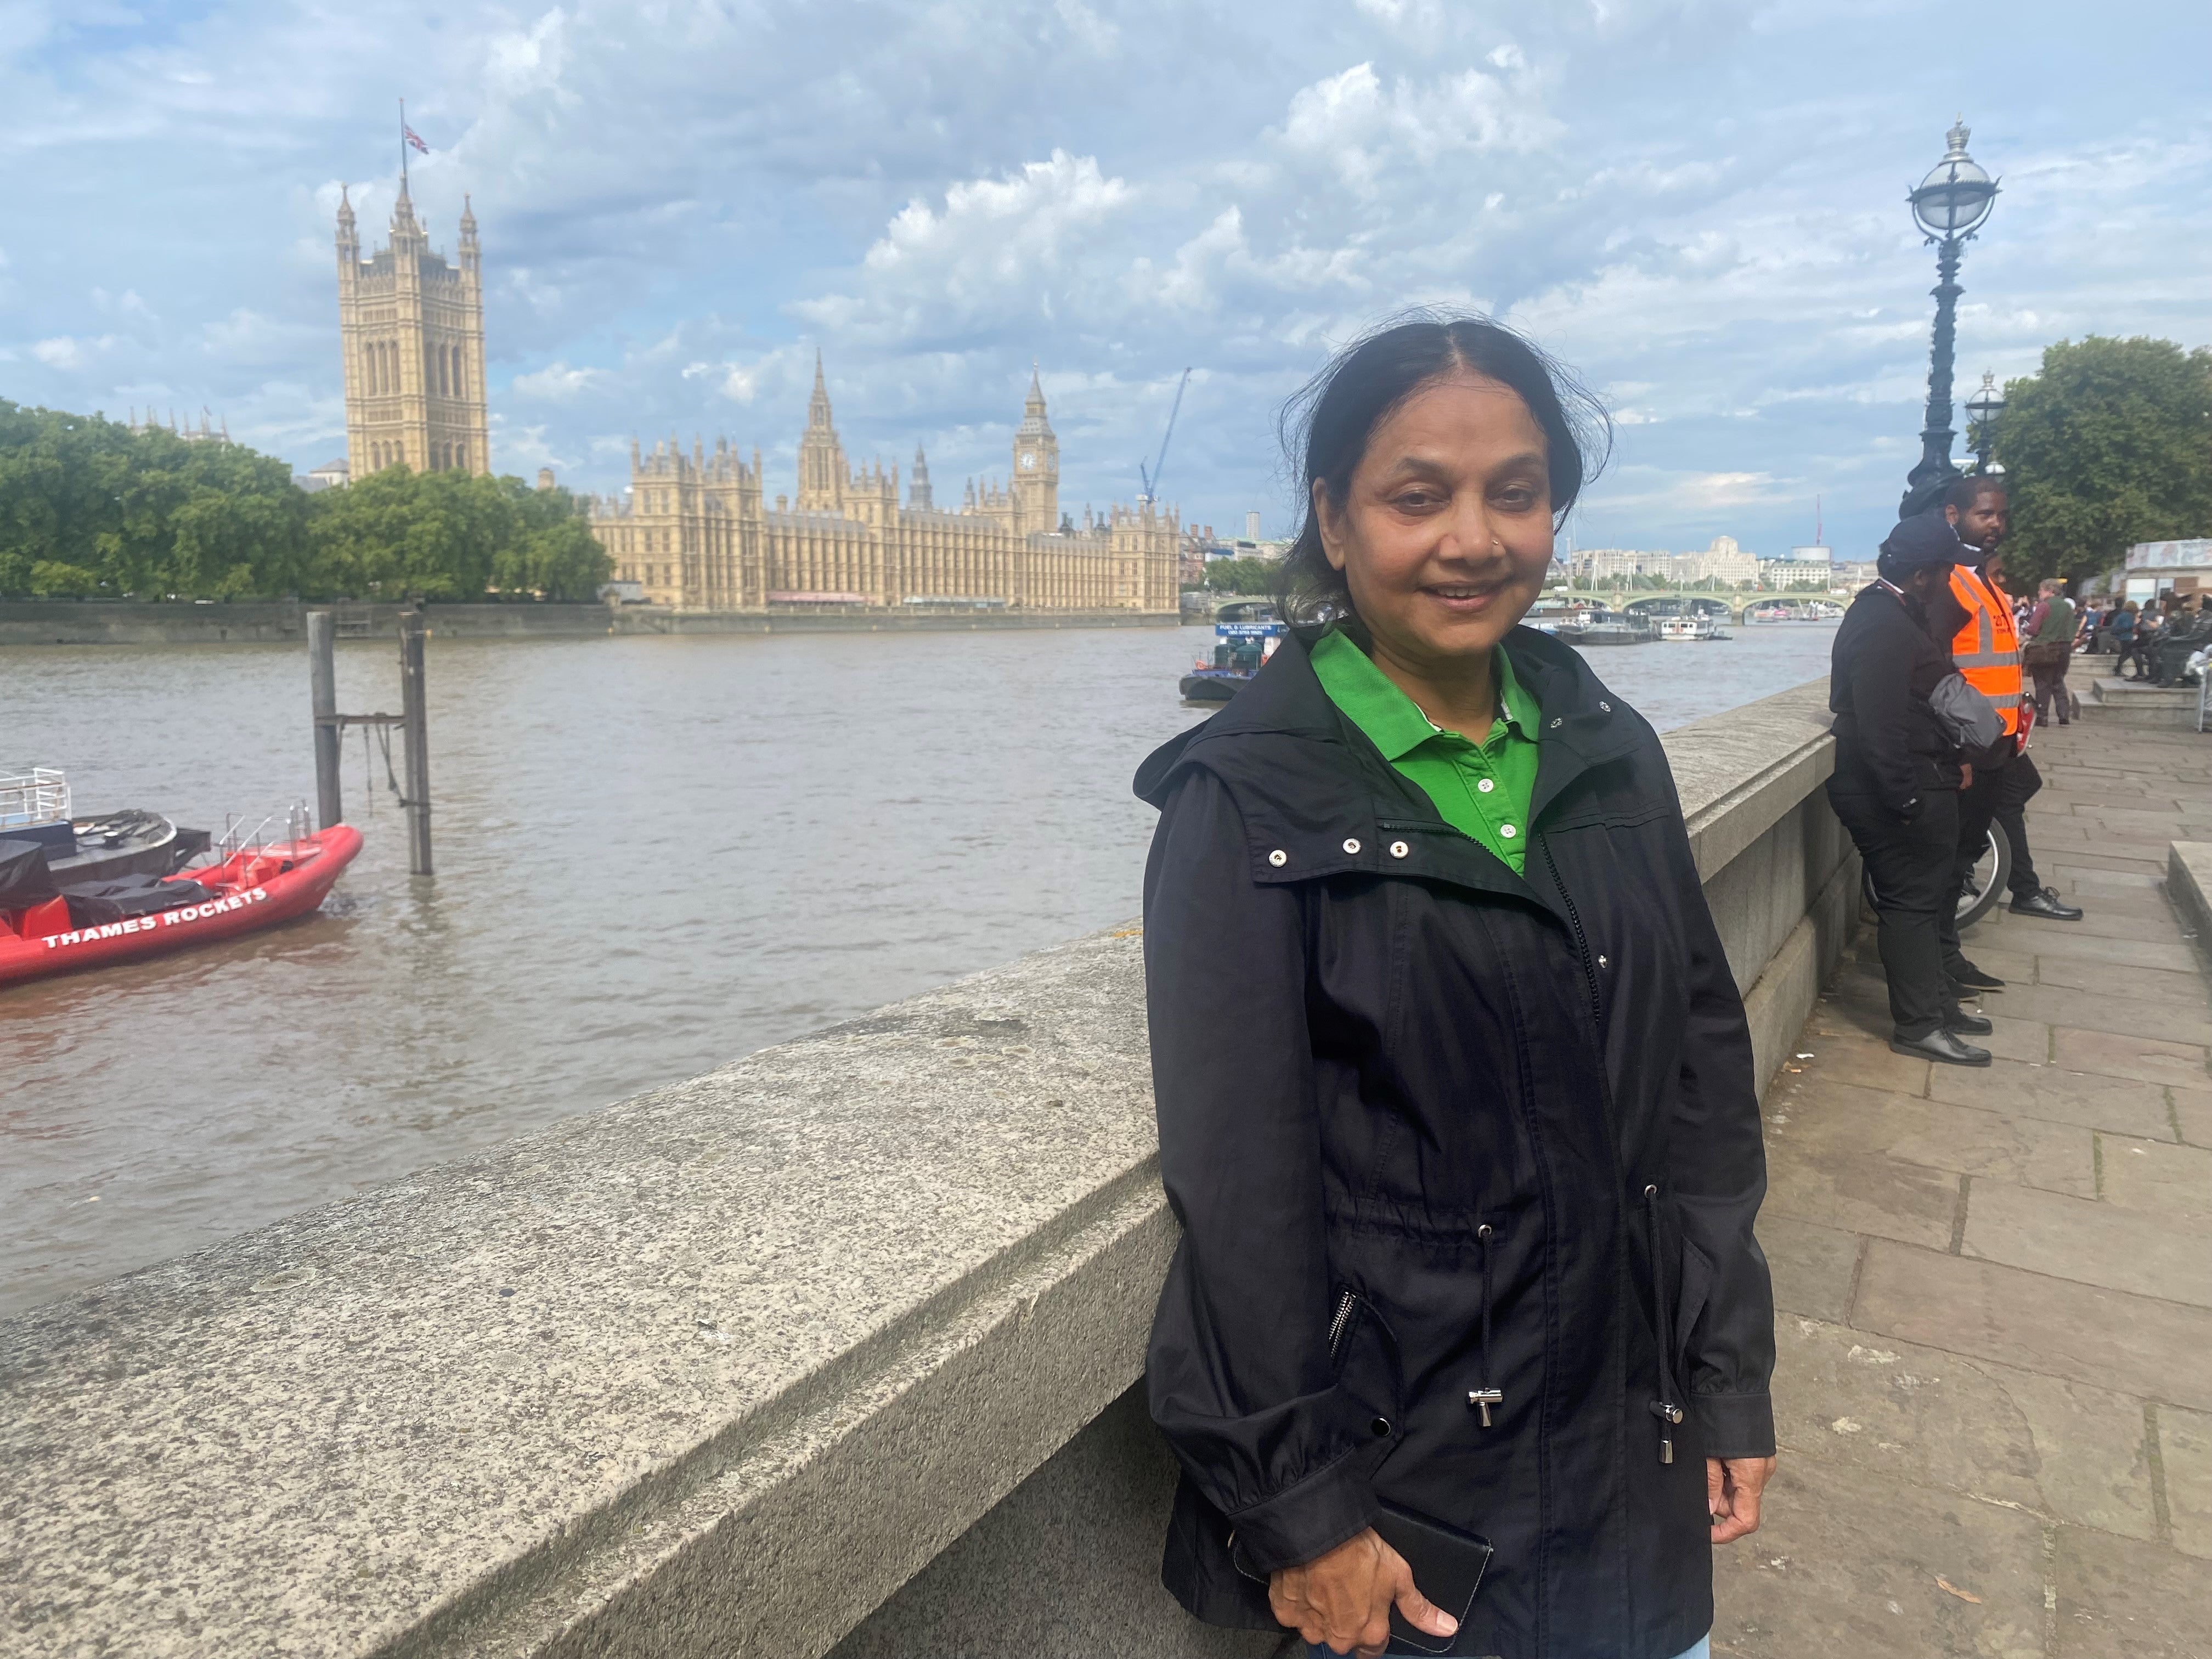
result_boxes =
[0,682,1854,1659]
[0,600,1174,647]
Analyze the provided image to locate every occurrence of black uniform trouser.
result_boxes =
[1993,754,2044,901]
[1831,783,1961,1040]
[1944,754,2010,976]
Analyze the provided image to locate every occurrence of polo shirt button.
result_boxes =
[1268,849,1288,867]
[1389,841,1410,859]
[1342,838,1362,855]
[1477,778,1495,793]
[1500,825,1517,839]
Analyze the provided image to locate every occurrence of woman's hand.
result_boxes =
[1269,1527,1458,1657]
[1708,1454,1777,1544]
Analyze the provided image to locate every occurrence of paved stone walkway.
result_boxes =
[1714,719,2212,1657]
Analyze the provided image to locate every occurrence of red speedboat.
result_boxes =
[0,825,363,989]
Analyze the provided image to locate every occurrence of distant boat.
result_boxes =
[1561,619,1656,647]
[1657,615,1730,642]
[1181,602,1285,702]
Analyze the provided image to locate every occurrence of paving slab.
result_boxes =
[2006,929,2198,974]
[1852,1242,2212,1413]
[1763,1133,1961,1250]
[2051,1028,2211,1088]
[1789,1010,1933,1093]
[2097,1135,2212,1223]
[1974,904,2183,944]
[1709,1451,2049,1659]
[2050,1525,2212,1658]
[1768,1076,2095,1198]
[1771,1316,2158,1539]
[1926,1058,2177,1141]
[1760,1216,1862,1323]
[2159,1404,2212,1560]
[2032,956,2212,1008]
[1965,984,2212,1047]
[2049,864,2163,894]
[1961,1180,2212,1307]
[2171,1086,2212,1148]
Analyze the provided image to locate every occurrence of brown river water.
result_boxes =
[0,619,1837,1316]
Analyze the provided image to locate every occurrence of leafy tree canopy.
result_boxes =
[1188,555,1282,595]
[1995,336,2212,585]
[0,399,610,602]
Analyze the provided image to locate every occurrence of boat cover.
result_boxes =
[0,839,60,909]
[61,875,219,928]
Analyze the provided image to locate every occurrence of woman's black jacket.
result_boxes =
[1829,580,1967,812]
[1134,628,1775,1659]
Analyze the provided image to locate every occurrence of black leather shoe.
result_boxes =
[2010,887,2085,921]
[1951,962,2007,990]
[1891,1029,1993,1066]
[1946,1012,1995,1035]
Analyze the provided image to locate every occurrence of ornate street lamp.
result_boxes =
[1899,119,1999,516]
[1964,369,2006,474]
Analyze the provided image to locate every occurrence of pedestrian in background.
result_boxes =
[2023,579,2075,725]
[1827,515,1989,1065]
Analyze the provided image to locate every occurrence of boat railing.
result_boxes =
[0,768,70,831]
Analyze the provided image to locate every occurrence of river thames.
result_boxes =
[1,619,1838,1314]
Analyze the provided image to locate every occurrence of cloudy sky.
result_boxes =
[3,0,2205,560]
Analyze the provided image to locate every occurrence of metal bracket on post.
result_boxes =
[304,607,432,878]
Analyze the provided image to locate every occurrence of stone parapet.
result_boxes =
[0,680,1857,1659]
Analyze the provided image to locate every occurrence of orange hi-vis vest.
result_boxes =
[1949,563,2023,736]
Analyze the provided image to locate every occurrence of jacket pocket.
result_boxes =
[1674,1235,1716,1380]
[1328,1286,1406,1437]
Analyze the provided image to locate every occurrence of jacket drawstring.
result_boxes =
[1644,1184,1683,1464]
[1467,1222,1503,1427]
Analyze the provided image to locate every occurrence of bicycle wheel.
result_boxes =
[1956,821,2011,928]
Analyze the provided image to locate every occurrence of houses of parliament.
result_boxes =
[336,188,1179,616]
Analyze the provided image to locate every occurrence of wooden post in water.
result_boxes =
[307,610,343,831]
[398,610,433,876]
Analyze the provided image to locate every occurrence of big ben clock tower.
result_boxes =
[1011,364,1059,536]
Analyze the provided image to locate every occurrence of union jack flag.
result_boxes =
[404,125,430,155]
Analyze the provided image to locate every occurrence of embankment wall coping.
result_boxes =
[0,680,1850,1659]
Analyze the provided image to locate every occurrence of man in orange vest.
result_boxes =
[1925,476,2083,996]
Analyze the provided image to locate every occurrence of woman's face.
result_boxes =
[1316,370,1554,667]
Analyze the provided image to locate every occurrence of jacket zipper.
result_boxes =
[1537,836,1604,1029]
[1328,1287,1359,1359]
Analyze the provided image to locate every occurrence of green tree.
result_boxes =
[1996,336,2212,584]
[0,400,309,597]
[1198,555,1280,595]
[302,467,610,601]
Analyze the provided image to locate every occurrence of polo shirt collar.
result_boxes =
[1308,628,1538,760]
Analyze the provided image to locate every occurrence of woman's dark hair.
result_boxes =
[1274,309,1610,629]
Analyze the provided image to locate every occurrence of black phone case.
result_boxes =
[1373,1499,1493,1655]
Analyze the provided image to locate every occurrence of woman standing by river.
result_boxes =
[1135,315,1777,1658]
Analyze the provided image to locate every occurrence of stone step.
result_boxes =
[2080,675,2205,729]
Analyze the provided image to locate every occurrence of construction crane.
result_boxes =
[1138,368,1193,506]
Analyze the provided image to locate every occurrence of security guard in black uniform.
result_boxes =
[1826,514,1993,1066]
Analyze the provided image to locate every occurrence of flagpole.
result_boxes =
[399,97,408,190]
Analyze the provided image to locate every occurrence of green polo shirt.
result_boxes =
[1310,629,1543,874]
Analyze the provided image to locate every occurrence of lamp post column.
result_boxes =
[1904,235,1965,510]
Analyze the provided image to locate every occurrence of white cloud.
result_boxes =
[1053,0,1120,54]
[512,360,606,400]
[31,335,115,369]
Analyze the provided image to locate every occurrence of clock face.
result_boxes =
[1019,452,1036,470]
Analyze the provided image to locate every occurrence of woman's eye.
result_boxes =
[1493,488,1539,511]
